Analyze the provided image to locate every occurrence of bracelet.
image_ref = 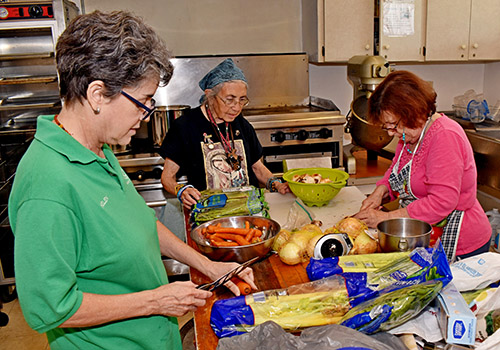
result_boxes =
[266,177,283,192]
[174,183,185,194]
[176,184,194,202]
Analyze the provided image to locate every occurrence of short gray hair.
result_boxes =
[56,10,174,104]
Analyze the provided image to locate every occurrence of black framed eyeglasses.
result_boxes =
[381,117,402,131]
[216,94,250,107]
[121,90,156,120]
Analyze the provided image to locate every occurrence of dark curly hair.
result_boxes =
[56,10,173,104]
[368,70,437,129]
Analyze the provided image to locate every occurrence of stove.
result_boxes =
[244,99,345,174]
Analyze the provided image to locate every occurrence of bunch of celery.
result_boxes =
[247,290,350,330]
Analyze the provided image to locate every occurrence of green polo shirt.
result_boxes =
[9,115,181,350]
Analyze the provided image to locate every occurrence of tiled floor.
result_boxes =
[0,297,193,349]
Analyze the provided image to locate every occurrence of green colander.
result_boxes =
[282,168,349,207]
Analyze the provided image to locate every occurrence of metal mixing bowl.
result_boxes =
[377,218,432,252]
[190,216,281,262]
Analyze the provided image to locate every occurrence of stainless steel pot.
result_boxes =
[151,105,190,147]
[377,218,431,252]
[347,95,393,151]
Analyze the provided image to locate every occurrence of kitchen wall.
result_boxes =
[83,0,499,116]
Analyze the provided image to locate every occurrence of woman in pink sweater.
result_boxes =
[354,70,490,261]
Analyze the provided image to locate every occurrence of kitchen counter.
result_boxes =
[186,186,367,349]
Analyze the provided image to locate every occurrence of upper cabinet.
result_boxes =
[302,0,374,63]
[426,0,500,61]
[378,0,426,62]
[303,0,500,63]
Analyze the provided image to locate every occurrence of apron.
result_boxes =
[387,114,464,262]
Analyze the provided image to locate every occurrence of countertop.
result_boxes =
[265,185,367,229]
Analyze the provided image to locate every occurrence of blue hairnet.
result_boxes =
[199,58,247,92]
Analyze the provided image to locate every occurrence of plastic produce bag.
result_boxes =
[282,199,317,231]
[210,274,371,338]
[190,186,269,225]
[451,252,500,292]
[306,252,410,281]
[366,242,452,290]
[340,279,443,334]
[216,321,407,350]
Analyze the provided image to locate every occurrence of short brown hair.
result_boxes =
[368,70,437,129]
[56,11,173,104]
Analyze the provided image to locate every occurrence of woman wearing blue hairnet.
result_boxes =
[160,58,290,209]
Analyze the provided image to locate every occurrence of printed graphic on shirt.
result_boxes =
[201,139,249,189]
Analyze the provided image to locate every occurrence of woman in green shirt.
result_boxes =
[8,10,256,350]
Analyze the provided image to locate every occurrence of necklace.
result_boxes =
[205,104,242,171]
[54,115,72,135]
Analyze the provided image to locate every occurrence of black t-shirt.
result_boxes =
[159,106,263,190]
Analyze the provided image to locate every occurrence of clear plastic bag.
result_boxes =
[282,199,317,231]
[216,321,407,350]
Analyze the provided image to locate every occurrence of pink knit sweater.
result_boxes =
[377,115,490,255]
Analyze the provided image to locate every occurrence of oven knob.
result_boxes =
[274,131,286,143]
[319,128,332,139]
[28,5,43,18]
[297,129,309,141]
[136,170,145,181]
[152,167,163,179]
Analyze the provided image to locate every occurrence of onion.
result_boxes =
[272,229,291,252]
[289,231,318,252]
[336,217,368,239]
[306,234,324,258]
[353,231,379,255]
[300,223,323,235]
[279,242,304,265]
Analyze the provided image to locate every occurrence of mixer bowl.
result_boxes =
[350,95,393,151]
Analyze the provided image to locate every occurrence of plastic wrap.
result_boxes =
[210,274,370,338]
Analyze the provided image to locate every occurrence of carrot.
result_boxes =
[210,239,239,247]
[245,221,250,230]
[244,229,255,242]
[231,276,252,295]
[213,233,251,246]
[250,237,262,244]
[252,228,263,237]
[211,227,252,236]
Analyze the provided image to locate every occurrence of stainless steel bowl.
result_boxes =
[377,218,431,252]
[190,216,281,262]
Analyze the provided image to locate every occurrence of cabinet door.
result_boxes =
[323,0,374,62]
[379,0,425,61]
[425,0,471,61]
[469,0,500,60]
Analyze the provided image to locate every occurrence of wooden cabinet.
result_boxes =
[426,0,500,61]
[378,0,426,62]
[302,0,374,63]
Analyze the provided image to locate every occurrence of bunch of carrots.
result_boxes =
[201,221,264,247]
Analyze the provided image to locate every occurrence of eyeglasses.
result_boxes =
[381,117,402,131]
[216,94,250,108]
[121,90,156,120]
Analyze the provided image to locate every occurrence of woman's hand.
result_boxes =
[151,281,212,317]
[275,181,291,195]
[354,208,390,228]
[359,185,389,211]
[179,186,201,209]
[204,261,257,296]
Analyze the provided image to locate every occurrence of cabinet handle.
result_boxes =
[383,44,390,50]
[365,44,370,50]
[460,44,467,50]
[472,43,479,49]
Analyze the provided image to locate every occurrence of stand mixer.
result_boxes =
[344,55,393,174]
